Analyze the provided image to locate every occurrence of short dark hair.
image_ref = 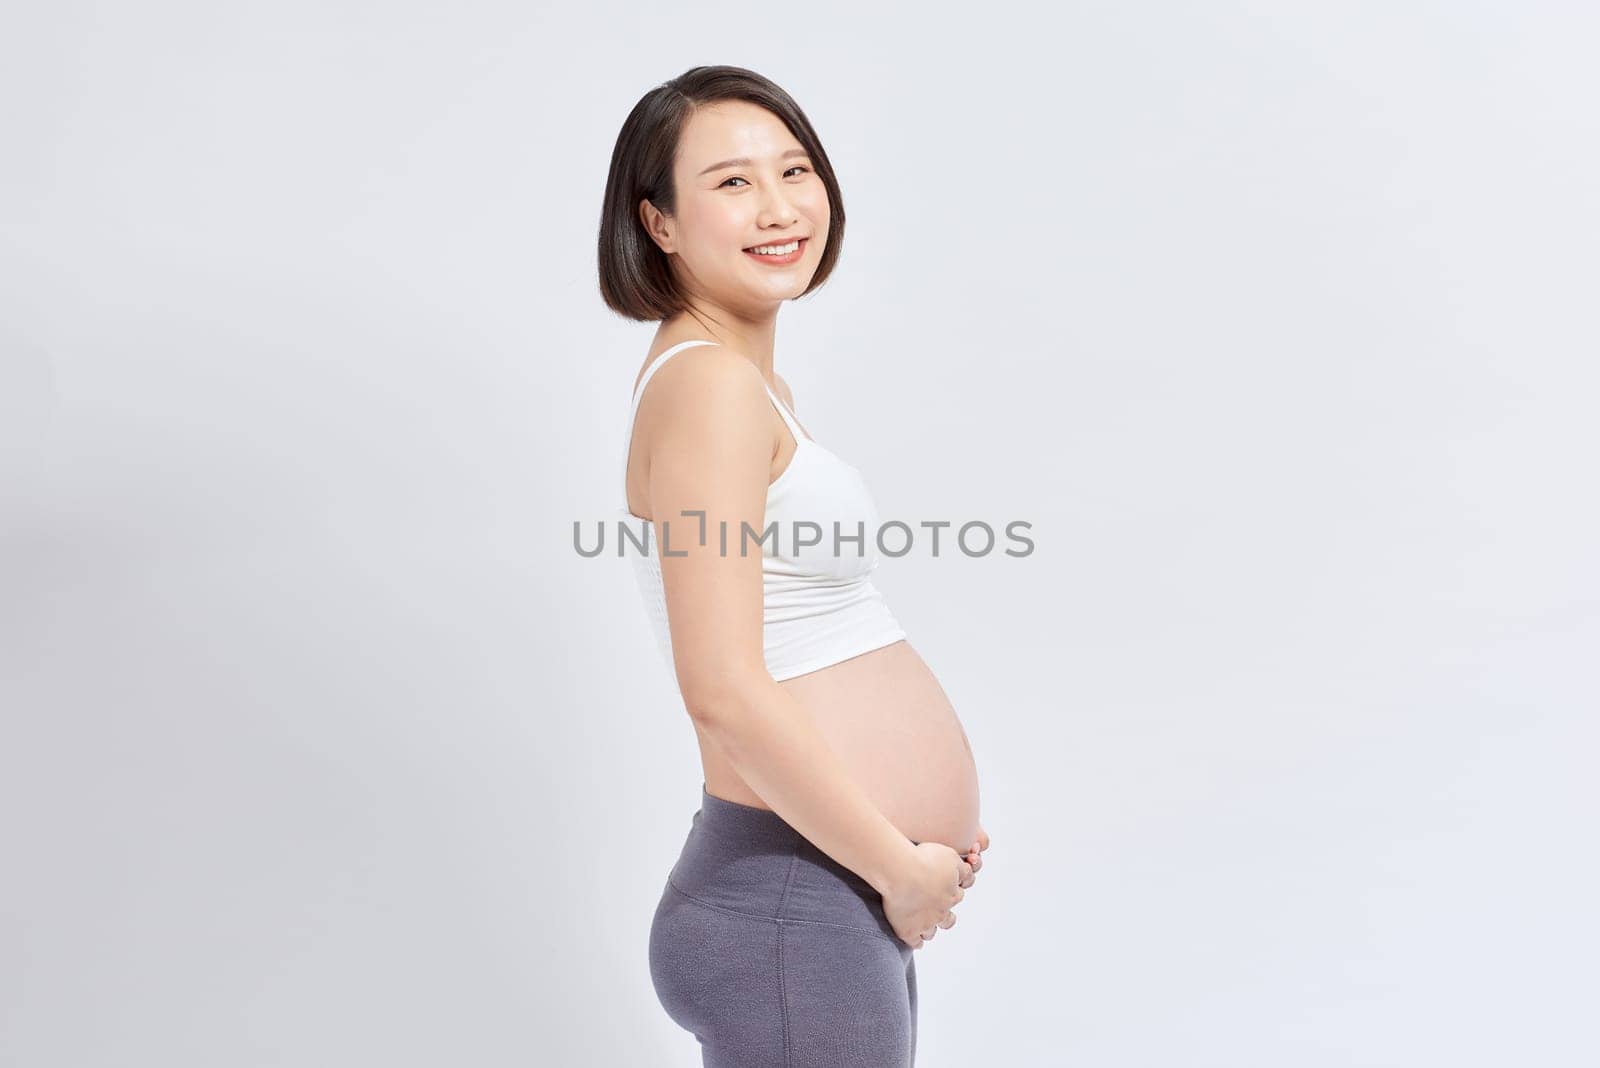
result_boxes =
[597,65,846,322]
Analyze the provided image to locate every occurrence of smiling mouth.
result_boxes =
[743,237,807,262]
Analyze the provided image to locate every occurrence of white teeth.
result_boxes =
[748,240,800,255]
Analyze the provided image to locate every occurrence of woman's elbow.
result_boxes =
[678,664,772,727]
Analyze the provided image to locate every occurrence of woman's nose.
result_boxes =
[758,189,798,225]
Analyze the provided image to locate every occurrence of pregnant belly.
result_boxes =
[697,640,982,851]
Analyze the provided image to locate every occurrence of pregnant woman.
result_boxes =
[599,66,988,1067]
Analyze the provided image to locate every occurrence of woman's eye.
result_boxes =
[720,166,810,188]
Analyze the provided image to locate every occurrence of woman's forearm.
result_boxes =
[688,677,918,896]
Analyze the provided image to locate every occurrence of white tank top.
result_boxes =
[619,339,906,689]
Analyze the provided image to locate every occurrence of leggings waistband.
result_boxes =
[666,784,905,943]
[694,784,812,847]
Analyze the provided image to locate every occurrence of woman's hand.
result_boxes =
[959,824,990,886]
[881,842,972,950]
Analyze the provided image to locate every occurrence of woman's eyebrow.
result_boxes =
[697,148,811,176]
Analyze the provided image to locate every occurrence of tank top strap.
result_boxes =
[623,339,721,505]
[762,383,811,444]
[630,339,722,408]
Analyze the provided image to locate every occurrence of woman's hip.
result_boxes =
[648,786,917,1065]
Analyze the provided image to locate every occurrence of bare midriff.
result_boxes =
[694,639,982,851]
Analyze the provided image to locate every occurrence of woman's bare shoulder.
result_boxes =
[634,340,751,401]
[635,342,770,435]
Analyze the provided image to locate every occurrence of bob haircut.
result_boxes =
[597,65,846,322]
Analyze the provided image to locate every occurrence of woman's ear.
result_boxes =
[639,198,674,254]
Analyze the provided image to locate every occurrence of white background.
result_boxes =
[4,2,1596,1065]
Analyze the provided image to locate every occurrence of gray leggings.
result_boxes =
[649,785,920,1067]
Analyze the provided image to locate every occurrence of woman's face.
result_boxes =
[643,100,831,313]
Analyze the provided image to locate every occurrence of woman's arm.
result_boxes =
[641,347,917,895]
